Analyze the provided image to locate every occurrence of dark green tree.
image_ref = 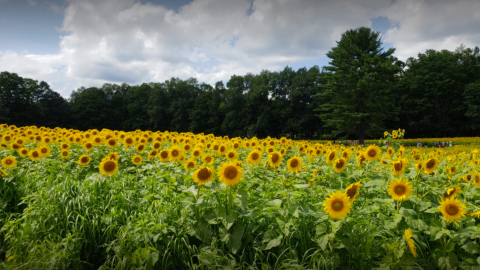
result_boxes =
[319,27,402,144]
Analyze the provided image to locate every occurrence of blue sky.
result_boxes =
[0,0,479,97]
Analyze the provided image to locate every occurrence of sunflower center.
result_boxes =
[271,154,279,163]
[135,157,141,163]
[426,159,435,169]
[290,159,299,168]
[161,151,168,158]
[346,186,358,199]
[187,162,194,168]
[450,167,455,173]
[467,175,472,181]
[32,151,39,158]
[228,152,234,158]
[62,151,68,156]
[335,159,345,169]
[81,157,89,163]
[171,150,179,157]
[205,157,212,163]
[446,204,459,215]
[332,200,344,211]
[197,168,211,181]
[395,185,406,195]
[367,149,376,157]
[126,138,133,144]
[5,159,12,165]
[329,152,335,161]
[41,148,48,154]
[394,162,403,171]
[103,161,116,172]
[224,166,238,180]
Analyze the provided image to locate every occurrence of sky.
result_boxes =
[0,0,479,97]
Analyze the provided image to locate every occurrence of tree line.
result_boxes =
[1,27,479,141]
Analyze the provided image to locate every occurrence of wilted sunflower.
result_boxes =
[387,178,413,201]
[218,161,243,186]
[424,157,439,173]
[192,166,214,185]
[99,158,119,176]
[268,152,282,167]
[442,186,462,201]
[60,150,70,159]
[345,181,362,202]
[131,155,142,165]
[391,158,408,176]
[1,156,17,168]
[364,145,381,162]
[246,150,262,164]
[439,197,466,222]
[404,229,417,258]
[323,191,351,219]
[158,149,170,162]
[332,157,347,173]
[78,155,92,166]
[287,156,302,173]
[184,159,197,171]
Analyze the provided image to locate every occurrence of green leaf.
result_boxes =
[225,213,236,230]
[147,251,159,266]
[264,235,283,250]
[438,253,458,270]
[463,242,480,254]
[293,184,309,189]
[265,199,282,208]
[236,189,249,210]
[229,223,245,254]
[363,180,384,188]
[424,207,440,213]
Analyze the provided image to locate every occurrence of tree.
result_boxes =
[318,27,402,144]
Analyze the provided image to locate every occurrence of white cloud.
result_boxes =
[1,0,479,97]
[27,0,37,6]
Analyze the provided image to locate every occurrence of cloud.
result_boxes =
[27,0,37,6]
[1,0,479,97]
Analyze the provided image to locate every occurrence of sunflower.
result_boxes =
[404,229,417,258]
[184,159,197,171]
[158,149,170,162]
[387,147,395,156]
[192,166,214,185]
[99,159,119,176]
[442,186,462,201]
[326,150,336,165]
[18,147,29,157]
[0,168,7,177]
[384,131,389,137]
[38,144,51,158]
[83,141,94,151]
[60,150,70,158]
[218,161,243,186]
[364,145,381,162]
[218,144,228,155]
[414,162,423,171]
[152,142,162,150]
[439,197,466,222]
[106,152,120,161]
[123,136,134,148]
[92,136,103,145]
[469,211,480,217]
[387,178,413,201]
[131,155,143,165]
[226,150,239,161]
[268,152,282,167]
[1,156,17,168]
[357,154,366,167]
[191,148,202,159]
[473,174,480,189]
[424,157,439,173]
[246,150,262,164]
[29,149,41,160]
[323,191,351,219]
[333,157,347,173]
[78,155,92,166]
[345,181,362,202]
[287,156,302,173]
[169,146,183,161]
[60,143,70,150]
[391,158,408,176]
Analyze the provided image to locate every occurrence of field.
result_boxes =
[1,124,480,269]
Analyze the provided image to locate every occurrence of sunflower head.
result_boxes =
[287,156,302,173]
[268,152,282,167]
[442,186,462,201]
[78,155,92,166]
[226,150,239,161]
[323,191,351,219]
[247,150,262,164]
[99,159,119,176]
[184,159,197,171]
[424,157,439,173]
[439,197,466,222]
[333,157,347,173]
[364,145,381,162]
[326,151,336,164]
[404,229,417,257]
[391,158,408,176]
[345,181,362,202]
[193,166,214,185]
[387,178,413,201]
[1,156,17,168]
[201,153,214,164]
[131,155,143,165]
[60,150,70,159]
[218,161,243,186]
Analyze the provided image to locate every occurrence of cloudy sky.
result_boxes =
[0,0,479,97]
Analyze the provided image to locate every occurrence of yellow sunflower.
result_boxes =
[158,149,170,162]
[323,191,351,219]
[107,152,120,161]
[191,148,202,159]
[38,144,51,158]
[469,211,480,217]
[345,181,362,202]
[226,150,239,161]
[326,150,336,165]
[1,156,17,168]
[332,157,347,173]
[442,186,462,201]
[439,197,466,222]
[424,157,439,173]
[192,166,214,185]
[268,152,282,167]
[78,155,92,166]
[404,228,417,258]
[169,146,183,161]
[287,156,302,173]
[60,143,70,150]
[391,158,408,176]
[18,147,29,157]
[387,178,413,201]
[131,155,143,165]
[218,161,243,186]
[60,150,70,159]
[136,144,146,153]
[99,159,119,176]
[0,168,7,177]
[184,159,197,171]
[83,141,94,151]
[201,153,214,164]
[246,150,262,164]
[473,174,480,188]
[29,149,41,160]
[364,144,381,162]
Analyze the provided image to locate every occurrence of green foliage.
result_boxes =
[318,27,402,144]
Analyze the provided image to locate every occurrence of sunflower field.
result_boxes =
[1,124,480,269]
